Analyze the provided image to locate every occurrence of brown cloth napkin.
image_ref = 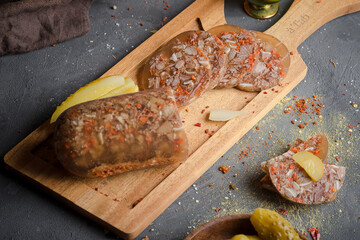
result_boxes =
[0,0,93,56]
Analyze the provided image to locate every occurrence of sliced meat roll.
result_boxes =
[190,31,228,89]
[209,24,288,91]
[237,31,285,91]
[140,30,227,107]
[261,134,345,205]
[260,174,277,193]
[260,138,304,192]
[217,30,257,88]
[265,154,345,205]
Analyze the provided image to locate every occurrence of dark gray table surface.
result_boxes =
[1,0,359,239]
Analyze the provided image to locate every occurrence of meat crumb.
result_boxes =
[219,165,231,174]
[229,184,237,190]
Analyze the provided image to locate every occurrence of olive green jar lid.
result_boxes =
[244,0,280,19]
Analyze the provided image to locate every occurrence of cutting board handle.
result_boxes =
[265,0,360,51]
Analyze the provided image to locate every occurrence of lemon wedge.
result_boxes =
[292,151,324,181]
[51,75,138,123]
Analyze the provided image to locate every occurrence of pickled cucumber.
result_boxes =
[229,234,261,240]
[229,234,249,240]
[250,208,301,240]
[247,236,261,240]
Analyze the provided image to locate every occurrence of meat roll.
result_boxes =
[54,87,188,178]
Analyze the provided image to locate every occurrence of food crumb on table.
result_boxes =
[219,165,231,174]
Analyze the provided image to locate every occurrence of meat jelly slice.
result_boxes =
[140,30,227,107]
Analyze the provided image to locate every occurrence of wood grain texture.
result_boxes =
[4,0,360,239]
[265,0,360,51]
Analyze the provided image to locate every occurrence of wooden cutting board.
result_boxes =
[4,0,360,239]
